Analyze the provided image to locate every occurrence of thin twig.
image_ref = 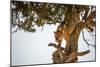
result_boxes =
[86,29,95,43]
[82,30,95,48]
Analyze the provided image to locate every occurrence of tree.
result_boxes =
[11,1,96,63]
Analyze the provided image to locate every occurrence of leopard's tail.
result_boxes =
[77,50,90,56]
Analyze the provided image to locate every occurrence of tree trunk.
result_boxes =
[51,22,86,63]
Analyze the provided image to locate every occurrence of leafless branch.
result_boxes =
[82,30,95,48]
[86,29,95,43]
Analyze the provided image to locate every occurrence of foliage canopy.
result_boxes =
[11,1,96,33]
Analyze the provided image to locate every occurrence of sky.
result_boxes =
[11,23,95,66]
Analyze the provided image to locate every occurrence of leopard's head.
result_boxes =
[54,31,62,44]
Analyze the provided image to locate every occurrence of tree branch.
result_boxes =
[82,30,95,48]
